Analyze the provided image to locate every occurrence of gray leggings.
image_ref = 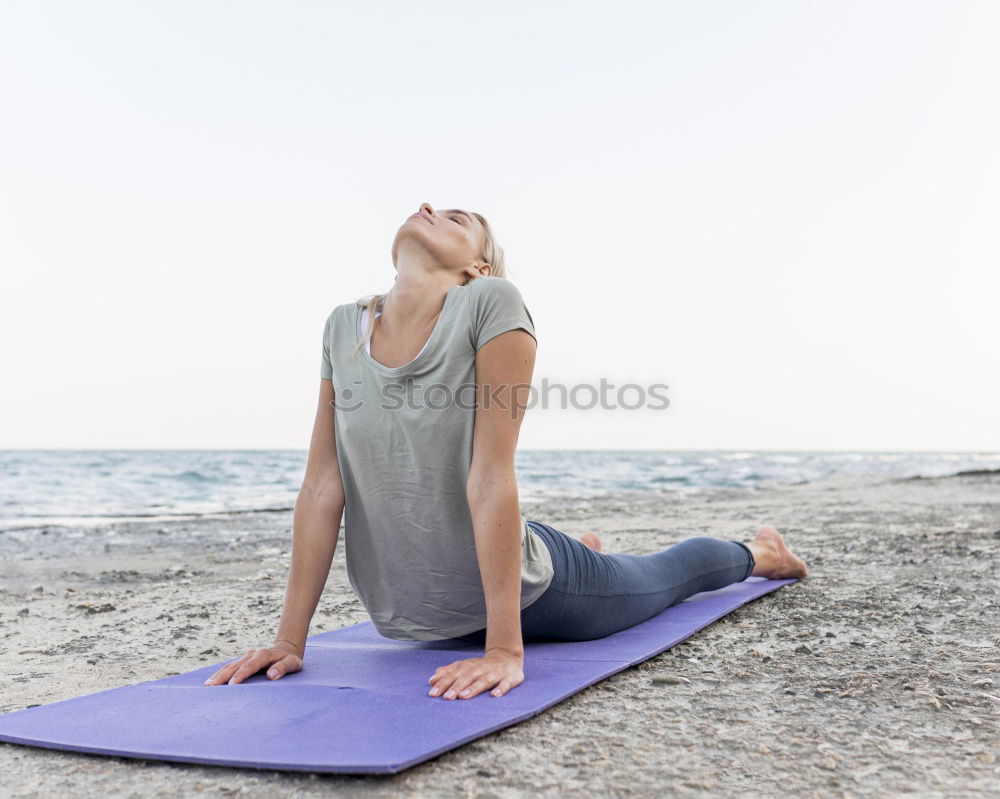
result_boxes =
[454,520,756,644]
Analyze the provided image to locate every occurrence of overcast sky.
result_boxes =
[1,0,997,450]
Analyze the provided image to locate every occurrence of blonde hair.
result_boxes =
[349,210,509,360]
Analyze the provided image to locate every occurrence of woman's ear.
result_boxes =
[461,262,492,283]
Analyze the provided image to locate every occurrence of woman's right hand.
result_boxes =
[203,641,304,686]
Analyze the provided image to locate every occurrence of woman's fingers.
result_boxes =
[221,653,264,685]
[427,668,461,696]
[429,660,462,680]
[429,667,496,699]
[204,648,295,686]
[204,653,253,686]
[205,649,271,685]
[266,660,283,680]
[266,653,303,680]
[427,659,465,686]
[228,650,281,684]
[455,674,496,699]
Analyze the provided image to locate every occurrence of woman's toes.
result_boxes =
[580,532,603,552]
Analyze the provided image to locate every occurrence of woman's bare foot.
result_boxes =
[580,532,603,552]
[746,525,808,579]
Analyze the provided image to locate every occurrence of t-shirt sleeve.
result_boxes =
[320,312,334,380]
[470,278,537,351]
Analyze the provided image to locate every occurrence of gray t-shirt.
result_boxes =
[320,276,555,641]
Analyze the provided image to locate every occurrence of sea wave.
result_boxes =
[1,449,997,530]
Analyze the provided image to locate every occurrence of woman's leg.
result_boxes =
[515,521,757,641]
[451,522,807,645]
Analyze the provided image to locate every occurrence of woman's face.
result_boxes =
[392,202,489,277]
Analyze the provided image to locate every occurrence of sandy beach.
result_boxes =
[1,469,997,798]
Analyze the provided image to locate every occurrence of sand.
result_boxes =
[1,470,998,798]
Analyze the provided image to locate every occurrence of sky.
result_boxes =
[1,0,997,451]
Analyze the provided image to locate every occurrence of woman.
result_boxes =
[205,202,808,700]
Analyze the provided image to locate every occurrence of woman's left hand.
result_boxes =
[428,648,524,699]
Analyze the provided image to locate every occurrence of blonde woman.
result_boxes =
[205,203,808,700]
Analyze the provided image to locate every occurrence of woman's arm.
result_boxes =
[206,378,344,685]
[466,328,537,660]
[273,377,346,656]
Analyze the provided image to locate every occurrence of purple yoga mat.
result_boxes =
[0,576,795,774]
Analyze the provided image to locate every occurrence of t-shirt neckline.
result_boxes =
[355,283,462,375]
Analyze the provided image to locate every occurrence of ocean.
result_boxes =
[1,449,997,531]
